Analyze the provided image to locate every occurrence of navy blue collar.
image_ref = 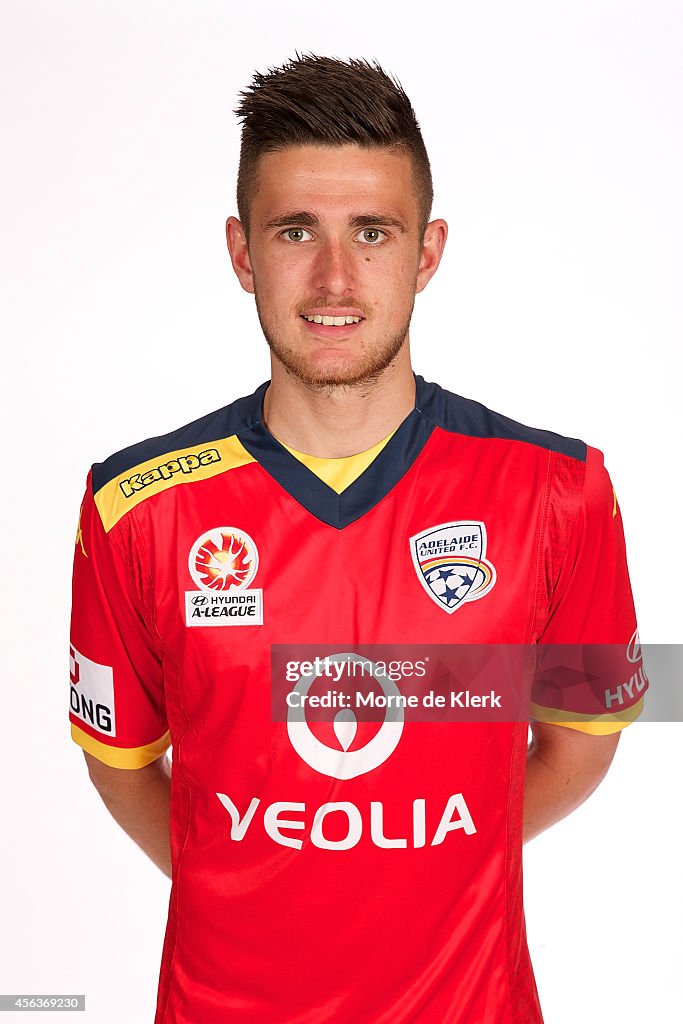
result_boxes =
[92,371,585,525]
[237,373,436,530]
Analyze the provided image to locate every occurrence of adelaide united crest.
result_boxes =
[410,521,496,614]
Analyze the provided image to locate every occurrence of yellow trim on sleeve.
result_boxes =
[94,435,256,532]
[530,696,644,735]
[71,723,171,768]
[280,430,397,494]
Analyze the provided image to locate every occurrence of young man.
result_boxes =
[69,56,646,1023]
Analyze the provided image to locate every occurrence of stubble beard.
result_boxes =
[253,288,415,393]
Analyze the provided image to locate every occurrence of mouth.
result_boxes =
[301,314,364,326]
[299,309,366,338]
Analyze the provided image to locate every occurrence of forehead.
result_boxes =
[252,145,418,222]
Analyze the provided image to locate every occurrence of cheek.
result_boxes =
[367,255,413,302]
[254,266,293,315]
[261,252,312,298]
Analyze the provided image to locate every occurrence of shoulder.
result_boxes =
[415,374,588,462]
[89,380,268,533]
[91,381,268,495]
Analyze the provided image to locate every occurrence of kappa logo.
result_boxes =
[185,527,263,626]
[287,653,404,779]
[75,509,87,558]
[119,449,221,498]
[410,521,496,614]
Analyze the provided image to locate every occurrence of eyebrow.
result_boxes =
[263,211,406,233]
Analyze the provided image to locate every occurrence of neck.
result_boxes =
[261,348,417,458]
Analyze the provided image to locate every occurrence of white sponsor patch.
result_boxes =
[185,589,263,626]
[69,645,116,736]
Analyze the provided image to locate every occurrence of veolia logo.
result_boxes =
[287,653,404,779]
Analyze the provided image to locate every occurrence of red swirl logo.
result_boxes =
[188,528,259,592]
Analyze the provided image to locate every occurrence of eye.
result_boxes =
[281,227,314,242]
[355,228,387,245]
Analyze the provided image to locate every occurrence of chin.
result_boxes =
[288,362,372,389]
[264,320,410,389]
[281,346,406,385]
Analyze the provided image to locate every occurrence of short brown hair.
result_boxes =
[234,54,433,240]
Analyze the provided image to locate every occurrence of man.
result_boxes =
[69,55,646,1023]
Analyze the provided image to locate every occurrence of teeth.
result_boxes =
[302,314,362,325]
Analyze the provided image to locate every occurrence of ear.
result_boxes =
[226,216,255,294]
[415,219,448,294]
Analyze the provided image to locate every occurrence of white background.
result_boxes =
[1,1,681,1021]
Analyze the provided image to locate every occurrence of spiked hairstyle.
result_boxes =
[234,54,433,240]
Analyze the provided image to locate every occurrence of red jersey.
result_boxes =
[69,374,645,1023]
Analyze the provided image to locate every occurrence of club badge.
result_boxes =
[410,521,496,614]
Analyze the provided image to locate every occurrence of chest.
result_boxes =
[139,441,550,659]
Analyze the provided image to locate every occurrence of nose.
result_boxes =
[313,239,357,296]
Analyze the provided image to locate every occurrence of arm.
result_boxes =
[83,750,172,878]
[523,720,620,843]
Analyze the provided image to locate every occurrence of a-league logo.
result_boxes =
[185,527,264,626]
[189,527,259,591]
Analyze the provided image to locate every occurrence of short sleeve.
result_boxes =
[69,471,171,767]
[531,446,648,734]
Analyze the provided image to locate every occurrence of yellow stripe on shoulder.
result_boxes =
[94,435,256,532]
[71,723,171,768]
[530,696,644,735]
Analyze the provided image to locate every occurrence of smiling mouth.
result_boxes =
[300,314,364,326]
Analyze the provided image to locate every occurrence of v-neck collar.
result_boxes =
[237,373,436,530]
